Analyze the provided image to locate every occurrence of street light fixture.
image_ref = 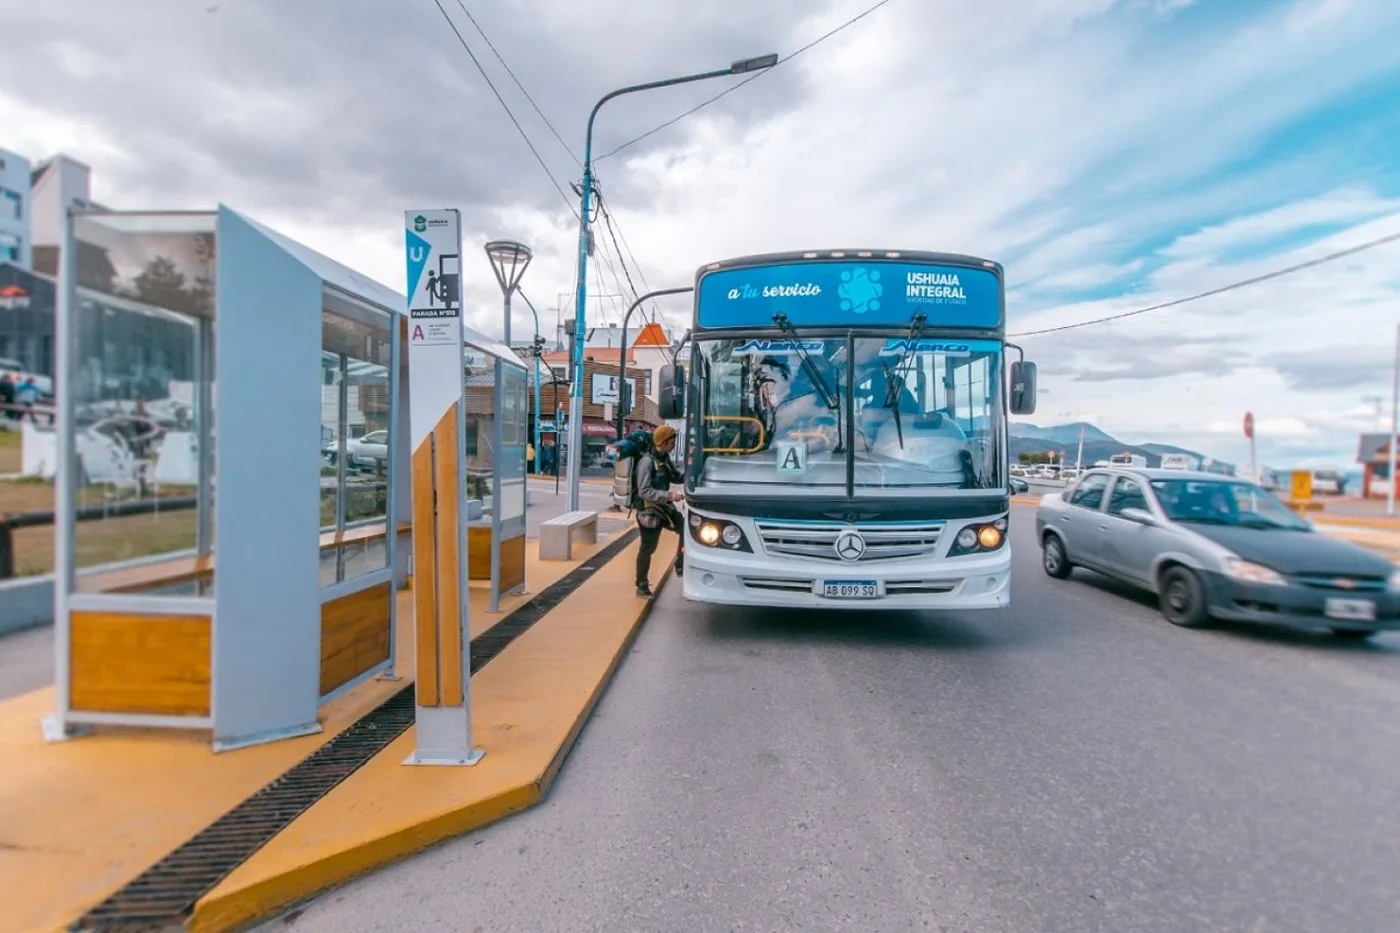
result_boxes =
[564,52,780,511]
[483,239,532,613]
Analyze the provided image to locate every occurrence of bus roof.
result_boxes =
[694,249,1004,280]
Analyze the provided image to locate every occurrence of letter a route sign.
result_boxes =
[402,208,482,767]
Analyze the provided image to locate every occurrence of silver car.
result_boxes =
[1035,467,1400,639]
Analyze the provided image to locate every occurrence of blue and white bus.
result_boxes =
[656,249,1038,611]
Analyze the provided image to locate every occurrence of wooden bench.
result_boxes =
[539,510,599,561]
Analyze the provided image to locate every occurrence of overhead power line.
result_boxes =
[453,0,577,164]
[595,0,899,163]
[430,0,578,219]
[1008,229,1400,338]
[442,0,660,329]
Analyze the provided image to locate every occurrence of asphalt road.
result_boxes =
[236,505,1400,930]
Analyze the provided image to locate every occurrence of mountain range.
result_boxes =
[1009,421,1233,473]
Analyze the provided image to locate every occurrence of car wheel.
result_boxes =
[1042,533,1072,579]
[1331,628,1377,640]
[1159,565,1210,628]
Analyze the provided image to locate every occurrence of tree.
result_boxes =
[132,256,192,314]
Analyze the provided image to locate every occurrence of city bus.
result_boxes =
[655,249,1038,611]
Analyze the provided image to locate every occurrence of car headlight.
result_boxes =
[1388,567,1400,591]
[687,511,752,552]
[1223,556,1286,586]
[948,517,1008,557]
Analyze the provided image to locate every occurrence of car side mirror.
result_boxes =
[659,363,685,419]
[1120,507,1157,526]
[1009,360,1037,415]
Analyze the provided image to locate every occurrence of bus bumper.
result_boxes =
[680,547,1012,611]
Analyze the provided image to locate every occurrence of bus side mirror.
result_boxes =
[659,363,686,419]
[1009,360,1037,415]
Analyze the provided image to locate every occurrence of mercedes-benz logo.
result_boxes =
[835,530,866,562]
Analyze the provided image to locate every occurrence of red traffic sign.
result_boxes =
[1243,412,1254,439]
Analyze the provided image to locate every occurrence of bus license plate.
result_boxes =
[1324,598,1376,621]
[822,580,878,599]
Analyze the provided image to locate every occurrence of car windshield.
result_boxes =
[690,335,1004,494]
[1149,478,1311,530]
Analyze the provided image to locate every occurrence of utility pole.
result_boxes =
[1075,425,1084,472]
[1363,394,1384,432]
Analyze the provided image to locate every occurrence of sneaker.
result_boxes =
[636,582,653,597]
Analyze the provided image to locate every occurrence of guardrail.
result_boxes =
[0,495,198,580]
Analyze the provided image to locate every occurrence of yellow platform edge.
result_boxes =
[0,531,625,933]
[189,534,676,933]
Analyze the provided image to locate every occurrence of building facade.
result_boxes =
[1356,433,1397,498]
[0,148,32,266]
[529,355,659,470]
[0,150,110,380]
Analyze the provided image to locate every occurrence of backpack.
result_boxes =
[608,428,653,511]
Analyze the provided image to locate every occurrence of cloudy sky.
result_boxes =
[3,0,1399,471]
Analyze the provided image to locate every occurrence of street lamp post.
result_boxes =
[484,239,532,613]
[519,292,546,473]
[615,286,694,440]
[565,52,780,511]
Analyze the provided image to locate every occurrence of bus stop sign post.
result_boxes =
[402,208,482,767]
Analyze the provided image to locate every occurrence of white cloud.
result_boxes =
[2,0,1399,472]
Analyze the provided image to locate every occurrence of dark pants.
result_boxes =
[636,503,684,586]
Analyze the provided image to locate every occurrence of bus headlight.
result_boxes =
[687,512,752,552]
[948,517,1008,557]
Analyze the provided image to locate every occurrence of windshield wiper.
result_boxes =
[881,312,927,450]
[771,313,839,410]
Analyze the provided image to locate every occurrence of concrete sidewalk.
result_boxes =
[0,520,673,933]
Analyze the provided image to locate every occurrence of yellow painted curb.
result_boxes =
[189,534,678,932]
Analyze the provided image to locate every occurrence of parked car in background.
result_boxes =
[322,429,389,472]
[1035,467,1400,639]
[1010,475,1029,494]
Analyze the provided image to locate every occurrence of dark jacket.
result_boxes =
[634,450,682,508]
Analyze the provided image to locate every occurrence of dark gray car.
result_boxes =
[1035,467,1400,639]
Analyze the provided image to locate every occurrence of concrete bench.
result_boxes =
[540,510,599,561]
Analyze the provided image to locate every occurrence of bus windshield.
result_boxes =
[851,336,1002,492]
[693,336,848,491]
[692,336,1004,494]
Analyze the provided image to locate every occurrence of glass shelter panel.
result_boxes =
[464,350,492,503]
[319,287,393,586]
[498,363,528,536]
[69,212,217,594]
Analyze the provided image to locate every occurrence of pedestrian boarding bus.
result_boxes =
[655,249,1039,611]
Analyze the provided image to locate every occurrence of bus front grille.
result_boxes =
[740,577,814,592]
[753,521,945,562]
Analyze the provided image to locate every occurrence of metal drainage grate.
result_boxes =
[72,527,639,932]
